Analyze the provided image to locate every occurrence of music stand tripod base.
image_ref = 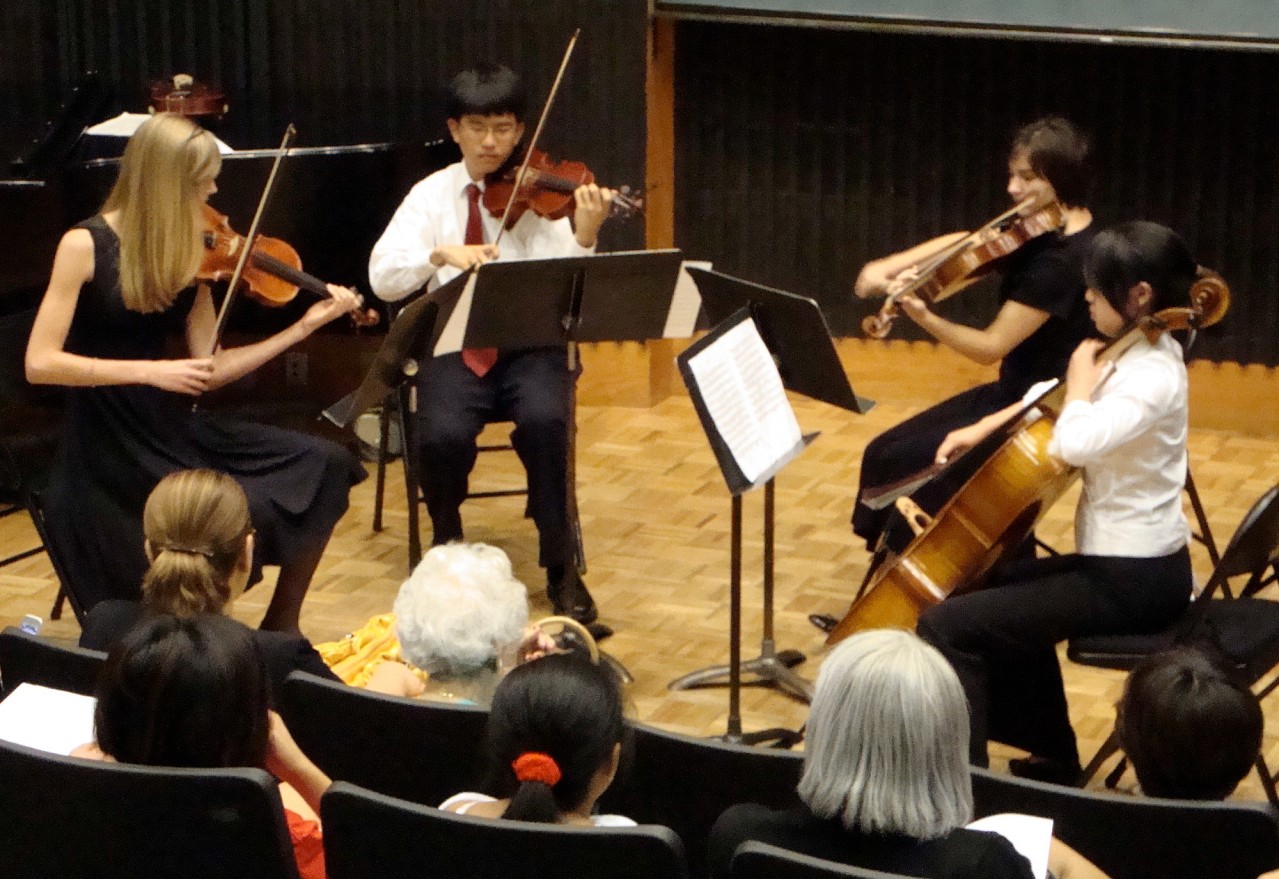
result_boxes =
[668,642,812,703]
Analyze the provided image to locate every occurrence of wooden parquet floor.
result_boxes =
[3,392,1279,802]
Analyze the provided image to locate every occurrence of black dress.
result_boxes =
[851,227,1098,550]
[42,216,366,611]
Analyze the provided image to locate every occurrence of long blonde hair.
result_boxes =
[102,113,221,313]
[141,469,252,617]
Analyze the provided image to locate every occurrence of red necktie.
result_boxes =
[461,183,498,377]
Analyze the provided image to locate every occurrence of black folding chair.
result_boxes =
[0,738,300,879]
[321,780,691,879]
[277,670,488,806]
[598,721,804,870]
[1067,482,1279,803]
[0,626,105,699]
[971,765,1279,879]
[730,841,914,879]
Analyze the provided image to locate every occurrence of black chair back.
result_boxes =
[730,841,911,879]
[971,766,1279,879]
[0,737,299,879]
[0,627,105,698]
[278,670,488,806]
[599,722,804,870]
[1196,483,1279,600]
[321,780,691,879]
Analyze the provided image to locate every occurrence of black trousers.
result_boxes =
[917,547,1192,767]
[852,382,1022,550]
[413,347,572,569]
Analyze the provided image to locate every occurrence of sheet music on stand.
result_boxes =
[679,308,812,495]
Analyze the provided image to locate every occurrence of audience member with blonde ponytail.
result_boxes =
[80,469,339,696]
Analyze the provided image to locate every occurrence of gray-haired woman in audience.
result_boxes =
[317,542,553,702]
[707,629,1109,879]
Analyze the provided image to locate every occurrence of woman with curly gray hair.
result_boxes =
[318,542,552,703]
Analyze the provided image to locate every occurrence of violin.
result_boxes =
[826,269,1230,645]
[482,148,643,227]
[149,74,227,120]
[198,204,379,328]
[863,200,1066,339]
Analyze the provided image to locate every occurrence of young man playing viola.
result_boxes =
[847,116,1097,554]
[369,64,613,628]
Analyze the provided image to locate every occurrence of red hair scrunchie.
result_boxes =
[512,751,562,787]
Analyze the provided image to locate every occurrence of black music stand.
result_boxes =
[326,250,683,567]
[673,308,818,746]
[668,270,872,742]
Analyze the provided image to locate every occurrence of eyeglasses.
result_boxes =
[461,119,519,139]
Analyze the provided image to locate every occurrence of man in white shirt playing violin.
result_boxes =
[369,63,613,628]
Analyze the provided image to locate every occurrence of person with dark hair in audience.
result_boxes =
[707,629,1109,879]
[72,614,332,879]
[849,116,1096,553]
[369,63,615,628]
[1117,645,1263,800]
[439,652,633,826]
[79,469,339,698]
[918,222,1206,785]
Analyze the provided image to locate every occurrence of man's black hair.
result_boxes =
[445,64,526,121]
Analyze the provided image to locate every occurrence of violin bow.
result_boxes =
[206,124,297,357]
[493,28,581,248]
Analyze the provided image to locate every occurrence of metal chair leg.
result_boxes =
[1080,730,1124,788]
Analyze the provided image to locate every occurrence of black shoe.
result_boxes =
[808,614,837,634]
[547,567,598,626]
[1008,756,1083,787]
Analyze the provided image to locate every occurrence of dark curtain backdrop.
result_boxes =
[1,0,648,252]
[675,21,1279,366]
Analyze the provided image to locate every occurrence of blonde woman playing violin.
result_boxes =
[25,112,366,633]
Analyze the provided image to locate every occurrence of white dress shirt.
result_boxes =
[1047,332,1189,558]
[368,161,594,302]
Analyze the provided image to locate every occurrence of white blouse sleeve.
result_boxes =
[1048,362,1179,467]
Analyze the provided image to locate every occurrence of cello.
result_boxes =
[826,269,1230,645]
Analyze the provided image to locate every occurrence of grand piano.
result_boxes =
[1,75,456,325]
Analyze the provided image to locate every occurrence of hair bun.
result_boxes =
[511,751,561,787]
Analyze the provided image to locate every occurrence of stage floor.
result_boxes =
[4,393,1278,802]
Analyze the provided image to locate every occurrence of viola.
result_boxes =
[827,270,1230,644]
[863,200,1067,339]
[197,204,379,328]
[149,74,227,120]
[482,148,643,227]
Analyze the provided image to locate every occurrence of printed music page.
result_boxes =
[967,813,1052,879]
[686,317,801,484]
[0,683,96,756]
